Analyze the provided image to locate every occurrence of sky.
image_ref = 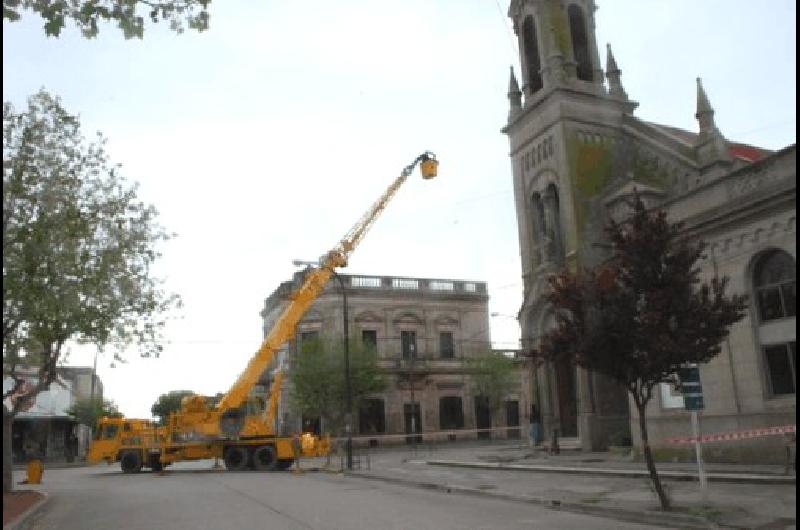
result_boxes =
[3,0,796,419]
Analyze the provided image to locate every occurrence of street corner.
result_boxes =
[3,489,49,530]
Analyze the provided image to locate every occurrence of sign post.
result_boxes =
[679,365,707,494]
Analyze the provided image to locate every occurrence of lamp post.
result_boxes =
[408,343,417,455]
[293,260,353,470]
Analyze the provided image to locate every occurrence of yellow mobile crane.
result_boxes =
[88,152,438,472]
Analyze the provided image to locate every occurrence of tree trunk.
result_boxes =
[636,400,670,510]
[3,405,14,493]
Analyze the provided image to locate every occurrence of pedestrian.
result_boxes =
[530,404,543,448]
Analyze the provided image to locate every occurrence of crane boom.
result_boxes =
[215,152,437,414]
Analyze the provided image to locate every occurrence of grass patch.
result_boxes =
[687,505,724,522]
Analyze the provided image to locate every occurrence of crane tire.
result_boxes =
[223,446,248,471]
[276,459,294,471]
[252,445,278,471]
[120,451,142,474]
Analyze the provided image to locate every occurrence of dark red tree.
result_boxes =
[535,194,747,510]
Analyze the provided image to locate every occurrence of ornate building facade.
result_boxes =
[261,271,529,444]
[504,0,796,461]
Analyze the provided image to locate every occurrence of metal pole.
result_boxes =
[410,345,417,456]
[89,350,98,403]
[691,410,708,494]
[332,271,353,470]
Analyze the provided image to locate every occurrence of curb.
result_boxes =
[351,472,713,529]
[4,492,49,530]
[427,459,797,485]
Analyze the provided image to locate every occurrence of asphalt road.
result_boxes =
[18,461,655,530]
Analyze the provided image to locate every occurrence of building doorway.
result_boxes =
[404,403,422,444]
[439,396,464,441]
[474,396,491,440]
[505,400,520,439]
[555,359,578,437]
[358,399,385,435]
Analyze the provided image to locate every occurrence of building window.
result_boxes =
[362,329,377,351]
[765,342,796,396]
[299,331,320,353]
[439,396,464,430]
[401,330,417,359]
[568,4,593,81]
[522,16,543,93]
[359,398,386,435]
[439,332,455,359]
[754,250,796,322]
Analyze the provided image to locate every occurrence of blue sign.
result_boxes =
[678,366,704,411]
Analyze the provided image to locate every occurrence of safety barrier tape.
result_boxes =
[664,424,796,445]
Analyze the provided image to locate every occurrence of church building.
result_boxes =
[503,0,795,462]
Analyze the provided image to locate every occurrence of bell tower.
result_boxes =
[504,0,633,451]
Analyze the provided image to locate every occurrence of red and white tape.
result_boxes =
[665,424,796,445]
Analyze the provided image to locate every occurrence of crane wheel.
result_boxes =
[120,451,142,474]
[223,446,248,471]
[252,445,278,471]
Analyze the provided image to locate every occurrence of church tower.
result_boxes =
[503,0,633,450]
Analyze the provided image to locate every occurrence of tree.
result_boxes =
[534,194,747,511]
[466,352,518,412]
[3,89,179,493]
[150,390,194,425]
[67,397,121,429]
[290,336,385,434]
[3,0,211,39]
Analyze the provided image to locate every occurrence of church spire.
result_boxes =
[695,77,716,135]
[693,77,731,168]
[508,66,522,120]
[605,44,627,100]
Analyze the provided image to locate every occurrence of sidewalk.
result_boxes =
[341,442,796,529]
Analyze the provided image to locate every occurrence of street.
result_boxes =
[17,462,655,530]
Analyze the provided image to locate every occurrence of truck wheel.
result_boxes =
[120,451,142,474]
[223,446,248,471]
[252,445,277,471]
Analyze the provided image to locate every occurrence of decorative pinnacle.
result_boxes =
[606,43,619,73]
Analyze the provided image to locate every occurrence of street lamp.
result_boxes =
[292,260,353,470]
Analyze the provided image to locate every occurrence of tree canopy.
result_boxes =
[67,397,121,428]
[535,193,747,510]
[150,389,194,424]
[290,336,385,433]
[466,352,518,411]
[3,0,211,39]
[3,89,180,412]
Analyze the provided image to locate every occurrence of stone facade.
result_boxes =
[503,0,796,461]
[261,271,530,443]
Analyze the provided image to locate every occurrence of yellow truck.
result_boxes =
[87,152,437,473]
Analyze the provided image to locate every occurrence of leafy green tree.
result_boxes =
[466,352,518,412]
[534,194,747,511]
[290,336,385,433]
[67,397,121,429]
[150,390,194,424]
[3,0,211,39]
[3,89,179,493]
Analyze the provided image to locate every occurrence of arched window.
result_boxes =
[567,5,593,82]
[754,250,796,322]
[544,184,563,261]
[530,193,545,265]
[522,16,543,93]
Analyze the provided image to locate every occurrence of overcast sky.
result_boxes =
[3,0,796,419]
